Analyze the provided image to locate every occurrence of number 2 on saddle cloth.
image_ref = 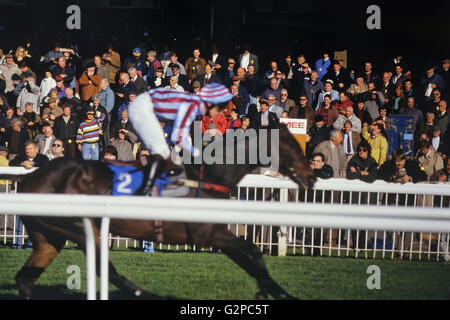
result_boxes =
[108,164,171,252]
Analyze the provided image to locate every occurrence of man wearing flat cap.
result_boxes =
[0,53,21,95]
[79,62,101,102]
[421,63,447,103]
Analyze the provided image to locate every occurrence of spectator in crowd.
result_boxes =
[76,108,102,160]
[164,64,189,91]
[262,78,282,101]
[201,104,227,135]
[144,51,162,81]
[322,60,353,91]
[102,44,121,86]
[302,71,323,111]
[231,74,250,107]
[165,52,187,77]
[399,96,424,125]
[438,59,450,97]
[116,72,136,106]
[341,120,361,160]
[387,85,407,114]
[267,94,283,119]
[436,100,448,136]
[240,116,250,131]
[60,87,83,120]
[121,48,146,76]
[380,72,395,103]
[316,94,339,128]
[39,70,56,105]
[288,94,315,131]
[313,129,346,178]
[306,115,331,158]
[165,76,185,92]
[47,75,66,101]
[430,126,447,156]
[195,63,220,87]
[185,48,206,83]
[230,84,245,116]
[222,58,236,86]
[20,102,41,139]
[48,138,65,160]
[421,64,446,103]
[403,79,415,98]
[16,75,40,114]
[316,80,339,111]
[420,112,436,138]
[263,60,279,82]
[43,42,63,67]
[363,61,381,88]
[207,44,226,79]
[335,91,354,114]
[128,66,146,94]
[191,80,201,95]
[364,90,382,121]
[391,64,407,87]
[99,78,115,114]
[10,140,49,168]
[0,107,18,140]
[346,141,378,183]
[53,104,79,157]
[52,57,74,88]
[333,105,361,133]
[237,44,259,73]
[1,118,29,160]
[361,122,388,167]
[377,105,390,128]
[0,53,22,96]
[309,152,334,179]
[79,62,101,102]
[425,89,442,114]
[103,144,118,161]
[148,67,165,89]
[37,123,56,157]
[278,88,295,112]
[226,108,242,131]
[110,108,135,142]
[117,91,136,120]
[41,97,63,127]
[378,148,427,183]
[94,55,108,81]
[416,140,444,181]
[315,52,331,80]
[245,64,262,100]
[251,100,277,129]
[272,69,289,90]
[111,128,138,161]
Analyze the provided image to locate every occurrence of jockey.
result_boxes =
[128,83,233,195]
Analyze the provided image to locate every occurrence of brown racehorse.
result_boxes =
[1,123,316,300]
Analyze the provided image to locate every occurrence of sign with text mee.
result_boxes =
[279,118,307,135]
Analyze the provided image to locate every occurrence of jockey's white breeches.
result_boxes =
[128,92,171,159]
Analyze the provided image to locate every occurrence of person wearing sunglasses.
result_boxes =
[346,141,378,183]
[48,138,65,160]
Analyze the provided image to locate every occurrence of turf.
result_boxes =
[0,247,449,300]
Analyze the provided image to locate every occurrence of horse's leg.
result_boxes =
[212,228,297,300]
[14,231,66,300]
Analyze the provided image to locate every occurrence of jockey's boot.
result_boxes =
[141,154,166,196]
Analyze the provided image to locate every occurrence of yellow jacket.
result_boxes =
[0,156,11,185]
[361,126,388,166]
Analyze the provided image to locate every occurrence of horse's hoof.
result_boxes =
[255,291,269,300]
[274,292,298,300]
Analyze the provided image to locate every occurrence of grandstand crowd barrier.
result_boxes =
[1,167,449,262]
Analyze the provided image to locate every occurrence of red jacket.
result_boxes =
[226,118,242,130]
[201,113,227,135]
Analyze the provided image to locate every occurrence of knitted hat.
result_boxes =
[198,83,233,104]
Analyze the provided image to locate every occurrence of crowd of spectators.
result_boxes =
[0,34,449,184]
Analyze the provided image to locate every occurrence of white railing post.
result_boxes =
[100,217,110,300]
[83,218,96,300]
[278,188,289,256]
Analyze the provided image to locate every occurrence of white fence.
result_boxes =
[1,168,450,262]
[0,192,450,299]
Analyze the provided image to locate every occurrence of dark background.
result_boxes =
[0,0,448,77]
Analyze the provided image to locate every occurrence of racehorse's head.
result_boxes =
[274,122,316,190]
